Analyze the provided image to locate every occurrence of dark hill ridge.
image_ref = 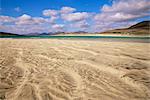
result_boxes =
[128,21,150,29]
[0,32,20,36]
[101,21,150,35]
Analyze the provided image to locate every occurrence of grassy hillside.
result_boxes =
[128,21,150,29]
[101,21,150,35]
[0,32,19,36]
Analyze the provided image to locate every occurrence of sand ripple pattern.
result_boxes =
[0,39,150,100]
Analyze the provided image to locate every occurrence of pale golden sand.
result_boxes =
[0,39,150,100]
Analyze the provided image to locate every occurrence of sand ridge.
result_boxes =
[0,39,150,100]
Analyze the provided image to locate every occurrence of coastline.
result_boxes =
[53,33,150,37]
[0,35,150,43]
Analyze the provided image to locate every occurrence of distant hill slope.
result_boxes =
[101,21,150,35]
[0,32,19,36]
[128,21,150,29]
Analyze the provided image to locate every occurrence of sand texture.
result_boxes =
[0,39,150,100]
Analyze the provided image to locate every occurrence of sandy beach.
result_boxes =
[0,39,150,100]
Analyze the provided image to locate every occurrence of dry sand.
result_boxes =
[0,39,150,100]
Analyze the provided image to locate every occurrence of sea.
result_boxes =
[0,35,150,43]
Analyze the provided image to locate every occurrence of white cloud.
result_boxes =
[93,0,150,31]
[15,14,33,25]
[52,24,64,30]
[60,7,76,14]
[71,20,89,29]
[94,12,147,22]
[62,12,90,22]
[43,9,58,16]
[95,0,150,22]
[51,24,65,32]
[102,0,150,14]
[1,1,149,34]
[45,16,58,24]
[18,14,31,20]
[15,14,47,25]
[33,17,47,24]
[0,14,53,34]
[0,24,52,34]
[0,16,15,24]
[42,9,59,24]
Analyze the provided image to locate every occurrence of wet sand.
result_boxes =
[0,39,150,100]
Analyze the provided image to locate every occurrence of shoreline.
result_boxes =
[53,33,150,36]
[0,38,149,43]
[0,35,150,38]
[0,35,150,43]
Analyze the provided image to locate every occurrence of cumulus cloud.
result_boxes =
[42,7,90,23]
[0,2,149,34]
[42,9,59,24]
[46,16,58,24]
[51,24,65,32]
[93,0,150,31]
[0,16,15,24]
[60,7,76,14]
[15,14,47,25]
[62,12,90,22]
[94,12,146,22]
[102,0,150,14]
[71,20,89,29]
[33,17,47,24]
[52,24,64,30]
[43,7,90,25]
[0,24,52,34]
[43,9,58,16]
[0,14,53,34]
[18,14,31,20]
[95,0,150,22]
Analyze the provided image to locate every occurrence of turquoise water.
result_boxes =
[0,35,150,39]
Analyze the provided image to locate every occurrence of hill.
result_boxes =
[128,21,149,29]
[101,21,150,35]
[0,32,20,36]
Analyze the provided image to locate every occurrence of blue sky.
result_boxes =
[1,0,111,17]
[0,0,149,34]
